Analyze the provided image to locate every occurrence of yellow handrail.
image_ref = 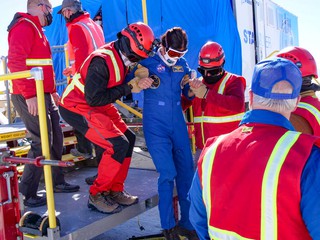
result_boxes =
[189,106,196,154]
[64,44,71,84]
[141,0,148,25]
[0,67,57,230]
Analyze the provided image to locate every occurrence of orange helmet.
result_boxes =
[276,46,318,78]
[198,41,225,68]
[120,22,155,60]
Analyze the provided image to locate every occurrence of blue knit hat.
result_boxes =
[251,57,302,99]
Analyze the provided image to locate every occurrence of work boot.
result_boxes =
[177,226,199,240]
[85,174,97,185]
[70,148,93,159]
[24,195,46,208]
[163,226,180,240]
[88,192,122,214]
[110,190,139,206]
[53,182,80,193]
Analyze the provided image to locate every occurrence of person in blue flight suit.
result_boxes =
[131,27,199,240]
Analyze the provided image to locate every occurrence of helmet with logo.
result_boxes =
[276,46,318,78]
[198,41,225,68]
[118,22,155,62]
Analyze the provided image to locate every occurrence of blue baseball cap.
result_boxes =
[251,57,302,99]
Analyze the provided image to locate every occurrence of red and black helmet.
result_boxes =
[276,46,318,78]
[198,41,225,68]
[120,22,155,59]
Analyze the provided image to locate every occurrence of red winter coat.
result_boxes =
[7,12,56,99]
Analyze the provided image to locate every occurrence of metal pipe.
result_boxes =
[3,156,74,167]
[31,67,57,229]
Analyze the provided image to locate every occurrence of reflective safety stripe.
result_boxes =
[217,73,231,94]
[209,227,254,240]
[297,102,320,125]
[22,18,42,38]
[202,131,301,240]
[201,135,254,240]
[194,113,244,124]
[201,135,225,220]
[75,22,99,50]
[61,47,122,104]
[95,48,121,82]
[26,59,52,66]
[60,73,84,104]
[261,131,300,240]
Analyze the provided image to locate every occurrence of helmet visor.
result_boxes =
[166,48,188,58]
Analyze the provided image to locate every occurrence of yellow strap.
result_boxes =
[217,73,231,94]
[22,18,42,38]
[94,48,122,82]
[194,113,244,124]
[60,73,84,104]
[297,102,320,125]
[26,59,52,66]
[261,131,300,240]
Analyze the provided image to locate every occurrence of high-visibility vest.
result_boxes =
[192,73,246,149]
[293,95,320,136]
[66,13,105,75]
[60,42,127,108]
[199,124,318,240]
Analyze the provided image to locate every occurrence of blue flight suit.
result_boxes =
[140,53,195,230]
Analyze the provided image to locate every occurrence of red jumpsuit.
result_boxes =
[59,42,134,195]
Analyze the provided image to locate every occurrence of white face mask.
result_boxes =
[158,47,178,67]
[95,20,102,26]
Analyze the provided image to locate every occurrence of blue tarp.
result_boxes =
[46,0,242,96]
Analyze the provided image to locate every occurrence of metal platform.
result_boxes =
[23,167,159,240]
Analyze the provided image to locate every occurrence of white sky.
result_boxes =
[0,0,319,67]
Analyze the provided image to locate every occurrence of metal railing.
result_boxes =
[0,67,60,237]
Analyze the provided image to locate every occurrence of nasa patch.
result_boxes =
[157,64,166,73]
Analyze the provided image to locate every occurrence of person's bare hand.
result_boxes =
[26,97,38,116]
[189,78,204,89]
[63,66,72,77]
[52,92,60,106]
[137,77,154,90]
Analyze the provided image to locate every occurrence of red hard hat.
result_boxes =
[276,46,318,78]
[198,41,225,68]
[121,22,155,58]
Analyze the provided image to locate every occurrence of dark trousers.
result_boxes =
[74,128,93,154]
[11,94,65,199]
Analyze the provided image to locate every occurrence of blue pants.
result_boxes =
[144,102,194,230]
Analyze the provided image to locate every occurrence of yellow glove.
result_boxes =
[190,85,209,99]
[134,64,149,78]
[128,77,142,93]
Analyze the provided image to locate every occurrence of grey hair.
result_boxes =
[251,80,298,113]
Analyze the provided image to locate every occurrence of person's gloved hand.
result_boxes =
[134,64,149,78]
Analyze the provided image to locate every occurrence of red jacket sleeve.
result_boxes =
[7,21,36,98]
[206,76,246,112]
